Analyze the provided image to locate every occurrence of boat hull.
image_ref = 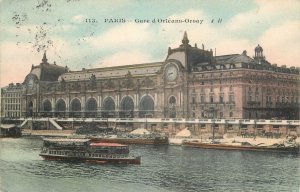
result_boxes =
[39,154,141,164]
[183,142,300,154]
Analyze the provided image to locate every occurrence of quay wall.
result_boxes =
[10,118,300,137]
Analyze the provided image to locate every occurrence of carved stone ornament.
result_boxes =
[88,74,97,90]
[142,76,153,87]
[105,79,114,89]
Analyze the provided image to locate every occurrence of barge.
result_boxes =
[89,128,169,145]
[90,136,169,145]
[183,141,299,154]
[39,138,141,164]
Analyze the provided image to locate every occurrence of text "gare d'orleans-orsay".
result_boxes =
[103,18,222,24]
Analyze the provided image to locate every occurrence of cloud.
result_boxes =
[86,22,153,50]
[93,50,156,68]
[157,9,247,55]
[89,7,296,69]
[71,14,86,23]
[3,24,75,36]
[1,0,299,89]
[223,0,300,66]
[0,38,73,87]
[227,0,300,31]
[158,9,211,45]
[158,6,300,67]
[259,20,300,67]
[0,42,40,86]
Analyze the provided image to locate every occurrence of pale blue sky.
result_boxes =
[0,0,299,86]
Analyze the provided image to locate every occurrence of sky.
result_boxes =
[0,0,299,87]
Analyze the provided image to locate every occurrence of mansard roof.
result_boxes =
[167,32,214,68]
[30,62,68,81]
[26,52,68,82]
[215,54,254,64]
[60,62,164,81]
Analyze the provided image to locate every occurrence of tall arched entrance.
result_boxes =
[120,96,134,118]
[102,97,115,118]
[169,96,176,118]
[70,98,81,117]
[55,99,66,117]
[42,99,52,117]
[86,98,97,117]
[139,95,154,118]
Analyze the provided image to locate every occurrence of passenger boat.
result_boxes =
[39,138,141,164]
[183,141,300,154]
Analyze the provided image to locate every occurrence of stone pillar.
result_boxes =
[66,97,70,118]
[154,93,157,107]
[115,95,119,117]
[81,96,85,118]
[51,98,55,117]
[134,93,138,110]
[98,95,101,117]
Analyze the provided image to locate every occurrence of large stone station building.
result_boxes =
[1,32,299,136]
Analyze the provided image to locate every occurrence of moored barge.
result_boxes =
[39,138,141,164]
[90,136,169,145]
[183,141,300,154]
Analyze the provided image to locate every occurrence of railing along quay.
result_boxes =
[11,117,300,126]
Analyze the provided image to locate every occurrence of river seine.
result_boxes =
[0,138,299,192]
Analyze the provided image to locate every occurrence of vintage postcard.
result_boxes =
[0,0,299,192]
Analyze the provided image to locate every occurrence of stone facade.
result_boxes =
[1,83,23,118]
[1,32,299,120]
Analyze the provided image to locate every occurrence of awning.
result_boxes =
[0,124,16,129]
[130,128,150,135]
[175,128,191,138]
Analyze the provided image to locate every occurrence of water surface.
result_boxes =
[0,138,299,192]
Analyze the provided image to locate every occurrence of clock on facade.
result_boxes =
[165,63,178,81]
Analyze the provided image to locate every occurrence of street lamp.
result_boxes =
[206,107,216,142]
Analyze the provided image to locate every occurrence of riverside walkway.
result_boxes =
[12,117,300,126]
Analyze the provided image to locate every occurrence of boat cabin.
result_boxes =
[90,143,129,154]
[42,138,129,154]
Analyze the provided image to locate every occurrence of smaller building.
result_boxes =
[1,83,24,118]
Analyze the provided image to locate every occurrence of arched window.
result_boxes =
[43,100,52,112]
[56,99,66,112]
[55,99,66,119]
[70,98,81,111]
[102,97,115,118]
[139,95,154,118]
[168,96,176,118]
[120,96,134,118]
[86,98,97,111]
[69,98,81,117]
[86,98,97,118]
[169,96,176,105]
